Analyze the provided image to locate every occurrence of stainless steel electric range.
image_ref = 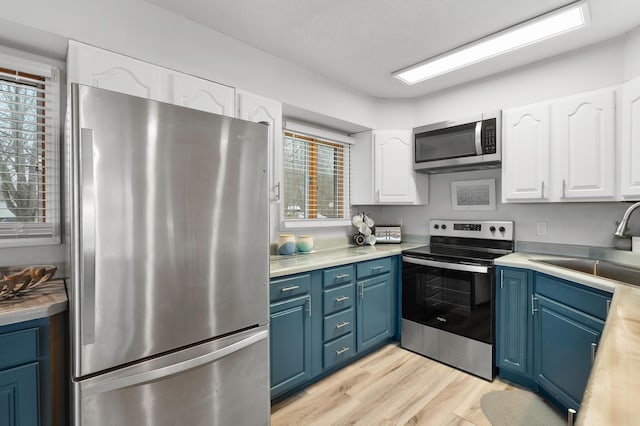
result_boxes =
[401,219,515,380]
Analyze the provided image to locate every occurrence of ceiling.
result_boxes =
[147,0,640,99]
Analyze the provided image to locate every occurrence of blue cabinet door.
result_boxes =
[0,362,39,426]
[357,273,392,352]
[496,267,532,377]
[270,295,312,398]
[533,295,604,412]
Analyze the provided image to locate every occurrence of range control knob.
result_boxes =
[489,226,496,232]
[434,224,440,229]
[441,224,447,230]
[499,226,506,233]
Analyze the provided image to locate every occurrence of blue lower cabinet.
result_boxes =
[0,318,51,426]
[496,266,611,414]
[534,295,604,411]
[270,255,399,400]
[0,362,39,426]
[356,273,392,352]
[270,295,312,398]
[496,267,532,378]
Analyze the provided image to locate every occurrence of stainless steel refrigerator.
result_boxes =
[67,84,270,425]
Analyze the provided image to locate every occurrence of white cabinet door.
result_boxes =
[374,130,417,203]
[351,130,428,205]
[350,132,375,205]
[621,76,640,199]
[502,104,551,201]
[554,88,616,200]
[236,90,282,202]
[68,40,165,102]
[169,73,235,117]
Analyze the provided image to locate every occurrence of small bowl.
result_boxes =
[297,235,314,253]
[278,234,296,255]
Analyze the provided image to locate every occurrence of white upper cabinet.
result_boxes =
[169,73,234,117]
[68,41,235,117]
[68,40,166,102]
[351,130,428,205]
[502,87,616,202]
[554,88,616,200]
[236,90,282,202]
[502,103,551,201]
[621,75,640,199]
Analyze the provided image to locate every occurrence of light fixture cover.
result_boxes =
[393,1,590,85]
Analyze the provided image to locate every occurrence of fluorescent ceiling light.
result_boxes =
[393,1,590,85]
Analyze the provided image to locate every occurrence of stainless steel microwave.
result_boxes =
[413,111,501,173]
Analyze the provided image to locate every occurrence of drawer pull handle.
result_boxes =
[281,285,300,292]
[335,273,350,279]
[371,265,384,270]
[335,321,350,329]
[336,347,350,355]
[335,296,350,302]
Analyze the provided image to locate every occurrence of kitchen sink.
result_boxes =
[532,257,640,287]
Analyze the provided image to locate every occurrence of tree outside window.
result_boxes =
[283,132,346,220]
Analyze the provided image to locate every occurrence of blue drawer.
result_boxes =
[323,283,354,315]
[324,308,355,342]
[535,273,612,320]
[357,257,392,279]
[270,273,310,302]
[0,327,39,370]
[323,332,355,369]
[323,265,354,288]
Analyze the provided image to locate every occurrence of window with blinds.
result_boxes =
[0,60,60,245]
[283,131,349,221]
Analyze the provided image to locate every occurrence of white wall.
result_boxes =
[413,36,626,126]
[369,168,639,247]
[624,26,640,80]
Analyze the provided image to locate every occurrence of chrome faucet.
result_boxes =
[613,202,640,237]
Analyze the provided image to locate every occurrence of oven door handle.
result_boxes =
[402,256,490,274]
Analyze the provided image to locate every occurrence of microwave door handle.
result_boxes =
[474,121,483,155]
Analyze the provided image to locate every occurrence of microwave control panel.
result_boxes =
[481,118,497,154]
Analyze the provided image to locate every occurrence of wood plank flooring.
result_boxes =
[271,343,519,426]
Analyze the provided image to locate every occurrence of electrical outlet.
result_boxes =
[536,222,547,236]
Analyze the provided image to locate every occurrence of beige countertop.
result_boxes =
[496,251,640,424]
[0,279,68,326]
[270,242,423,278]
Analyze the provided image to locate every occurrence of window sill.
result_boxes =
[281,219,352,230]
[0,236,61,249]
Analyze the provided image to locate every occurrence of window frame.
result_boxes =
[280,122,352,230]
[0,52,61,248]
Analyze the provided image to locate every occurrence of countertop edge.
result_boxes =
[0,280,68,327]
[270,243,422,278]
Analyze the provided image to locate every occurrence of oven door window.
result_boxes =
[415,122,478,163]
[402,263,494,344]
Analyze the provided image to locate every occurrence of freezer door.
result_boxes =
[70,84,269,377]
[72,326,270,426]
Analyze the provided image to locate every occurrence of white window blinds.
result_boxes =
[282,131,350,221]
[0,60,60,245]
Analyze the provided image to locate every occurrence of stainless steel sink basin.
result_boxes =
[532,257,640,287]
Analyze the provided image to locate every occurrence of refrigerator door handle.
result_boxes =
[82,329,268,397]
[80,128,96,343]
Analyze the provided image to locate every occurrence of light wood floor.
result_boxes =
[271,343,519,426]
